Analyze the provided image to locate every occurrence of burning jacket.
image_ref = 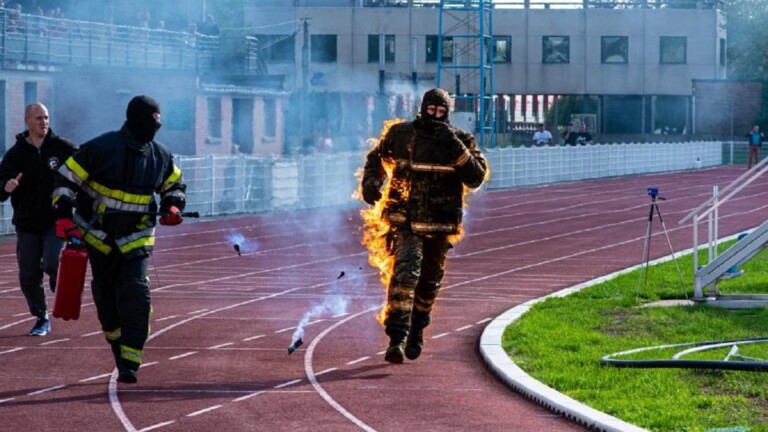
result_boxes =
[52,125,186,257]
[363,117,487,235]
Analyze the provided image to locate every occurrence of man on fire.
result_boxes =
[361,88,488,363]
[52,95,187,383]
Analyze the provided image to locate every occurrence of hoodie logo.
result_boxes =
[47,157,59,171]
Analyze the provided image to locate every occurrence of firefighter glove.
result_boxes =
[55,218,83,242]
[159,206,183,226]
[435,123,469,161]
[362,179,382,205]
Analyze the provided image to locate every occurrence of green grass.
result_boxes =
[503,241,768,432]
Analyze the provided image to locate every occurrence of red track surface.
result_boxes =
[1,166,767,431]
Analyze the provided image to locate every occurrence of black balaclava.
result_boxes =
[419,88,451,123]
[125,95,161,143]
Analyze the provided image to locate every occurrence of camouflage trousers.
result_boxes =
[384,228,451,338]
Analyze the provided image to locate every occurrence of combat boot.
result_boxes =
[117,360,139,384]
[405,328,424,360]
[384,334,405,364]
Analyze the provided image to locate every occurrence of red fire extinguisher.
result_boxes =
[52,242,88,321]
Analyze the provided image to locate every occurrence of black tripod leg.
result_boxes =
[654,202,687,296]
[636,203,655,299]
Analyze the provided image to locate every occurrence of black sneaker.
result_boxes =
[29,317,51,336]
[384,336,405,364]
[117,363,138,384]
[405,329,424,360]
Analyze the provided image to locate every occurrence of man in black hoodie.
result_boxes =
[0,102,76,336]
[53,95,186,384]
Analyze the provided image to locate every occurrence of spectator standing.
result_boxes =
[747,124,765,169]
[562,122,578,146]
[532,123,552,147]
[0,103,77,336]
[576,123,593,145]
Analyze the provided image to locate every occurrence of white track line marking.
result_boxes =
[141,362,159,368]
[0,317,33,330]
[316,368,337,376]
[187,309,208,314]
[155,316,178,322]
[242,335,265,342]
[346,356,370,365]
[79,373,112,383]
[137,420,176,432]
[0,397,16,404]
[432,333,451,339]
[186,405,222,417]
[455,325,473,332]
[476,318,492,324]
[209,343,234,349]
[233,390,266,402]
[40,338,70,345]
[305,306,378,432]
[27,385,67,396]
[0,347,25,355]
[273,379,302,389]
[169,351,198,360]
[81,331,102,337]
[274,326,296,334]
[12,312,27,317]
[376,350,385,355]
[332,312,349,318]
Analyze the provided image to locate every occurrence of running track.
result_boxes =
[1,166,767,431]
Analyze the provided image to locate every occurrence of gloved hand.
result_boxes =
[434,122,468,160]
[55,218,83,241]
[159,206,183,226]
[362,179,382,205]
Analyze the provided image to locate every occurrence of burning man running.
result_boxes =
[361,88,488,363]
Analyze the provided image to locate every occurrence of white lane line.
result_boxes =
[346,356,370,365]
[169,351,198,360]
[305,306,378,432]
[273,379,302,389]
[432,332,451,339]
[0,347,25,355]
[274,326,296,334]
[40,338,70,345]
[81,331,102,337]
[233,390,266,402]
[332,312,349,318]
[27,385,67,396]
[141,362,159,368]
[0,317,34,330]
[376,350,385,355]
[0,397,16,404]
[476,318,492,324]
[209,342,234,349]
[79,373,113,383]
[155,315,178,322]
[0,288,18,294]
[306,319,325,326]
[315,368,337,376]
[242,335,265,342]
[187,309,208,315]
[12,312,27,317]
[186,405,222,417]
[455,325,473,332]
[137,420,176,432]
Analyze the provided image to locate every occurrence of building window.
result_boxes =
[542,36,569,64]
[251,34,296,63]
[24,81,38,105]
[311,35,337,63]
[368,34,395,63]
[264,98,276,139]
[426,35,453,63]
[660,36,686,64]
[207,97,221,140]
[601,36,628,64]
[491,36,511,64]
[719,38,726,66]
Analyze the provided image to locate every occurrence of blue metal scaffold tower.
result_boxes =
[436,0,495,149]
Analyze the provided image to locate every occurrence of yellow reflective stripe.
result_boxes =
[120,345,142,365]
[453,149,471,167]
[84,233,113,254]
[410,221,457,233]
[64,157,89,183]
[117,235,155,255]
[410,163,455,173]
[86,180,153,205]
[159,164,182,192]
[104,328,121,341]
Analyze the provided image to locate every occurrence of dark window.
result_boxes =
[491,36,511,64]
[264,98,276,139]
[165,99,193,131]
[24,82,37,105]
[660,36,686,64]
[311,35,337,63]
[543,36,569,64]
[368,34,395,63]
[719,38,726,66]
[601,36,628,64]
[232,98,254,154]
[207,97,221,139]
[426,35,453,63]
[251,34,296,63]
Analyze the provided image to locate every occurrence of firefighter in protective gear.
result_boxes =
[52,95,186,383]
[362,88,487,363]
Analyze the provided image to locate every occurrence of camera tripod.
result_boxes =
[636,189,686,300]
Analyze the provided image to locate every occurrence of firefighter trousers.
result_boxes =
[88,249,151,370]
[384,229,451,338]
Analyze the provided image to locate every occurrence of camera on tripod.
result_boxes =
[647,187,659,198]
